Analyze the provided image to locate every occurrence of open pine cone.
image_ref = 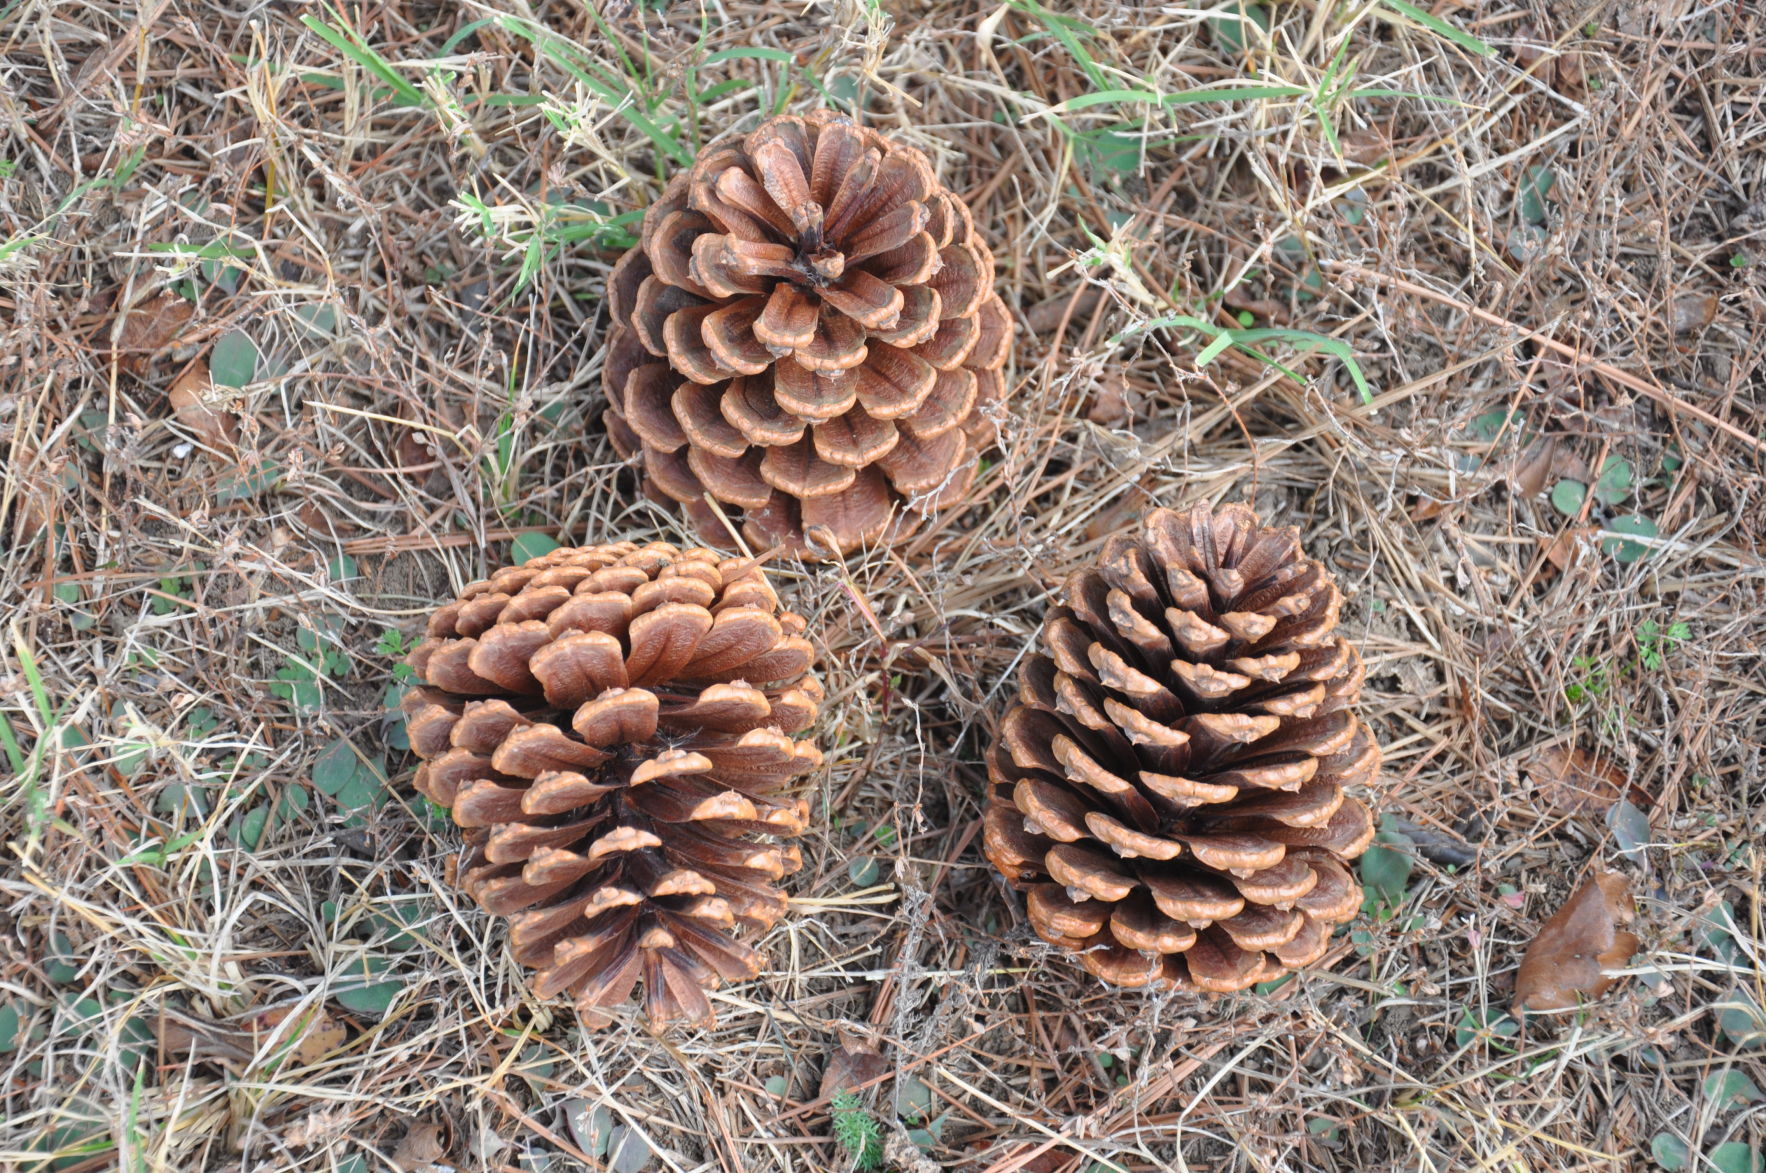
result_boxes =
[401,542,824,1028]
[983,503,1380,992]
[603,109,1013,556]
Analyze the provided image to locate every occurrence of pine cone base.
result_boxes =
[603,109,1013,556]
[403,542,823,1028]
[984,503,1380,992]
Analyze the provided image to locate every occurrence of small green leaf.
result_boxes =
[0,1001,23,1051]
[511,532,561,564]
[1704,1069,1763,1107]
[1519,165,1556,225]
[1709,1143,1764,1173]
[210,330,258,388]
[328,553,359,582]
[1359,843,1412,909]
[1592,457,1633,506]
[896,1076,934,1121]
[1207,3,1270,54]
[335,955,402,1016]
[764,1075,788,1098]
[214,458,284,502]
[563,1099,615,1156]
[1649,1133,1689,1170]
[1469,409,1521,442]
[847,856,880,886]
[1603,514,1659,563]
[1606,799,1651,862]
[1253,972,1295,996]
[1454,1007,1519,1050]
[1717,997,1765,1050]
[294,302,340,338]
[607,1128,653,1173]
[313,738,361,797]
[1550,479,1587,517]
[46,933,80,984]
[236,805,270,850]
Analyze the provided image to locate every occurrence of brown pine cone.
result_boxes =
[603,109,1014,556]
[983,503,1380,992]
[401,542,824,1028]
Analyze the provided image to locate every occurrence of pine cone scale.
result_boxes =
[984,504,1381,993]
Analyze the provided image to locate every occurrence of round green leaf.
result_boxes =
[1593,457,1633,506]
[1606,799,1651,862]
[1207,3,1269,53]
[1454,1007,1519,1050]
[236,805,270,850]
[1717,998,1765,1050]
[210,330,258,389]
[1550,479,1587,517]
[0,1001,21,1052]
[46,933,80,985]
[511,532,561,563]
[1602,514,1658,563]
[1649,1133,1690,1170]
[1709,1143,1764,1173]
[1519,165,1556,225]
[312,738,362,797]
[1359,843,1412,909]
[764,1075,788,1098]
[1704,1069,1762,1107]
[847,856,880,886]
[335,956,402,1016]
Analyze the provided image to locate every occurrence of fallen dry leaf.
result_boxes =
[1513,869,1640,1013]
[818,1034,888,1102]
[1085,374,1134,426]
[1527,743,1634,816]
[1024,287,1103,336]
[113,293,195,373]
[1510,439,1558,498]
[248,1004,349,1067]
[1670,292,1718,334]
[168,366,238,449]
[391,1122,449,1172]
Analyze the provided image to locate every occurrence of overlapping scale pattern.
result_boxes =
[603,109,1014,556]
[983,504,1381,992]
[402,542,824,1028]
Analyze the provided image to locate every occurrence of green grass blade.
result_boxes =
[1378,0,1494,57]
[301,16,427,107]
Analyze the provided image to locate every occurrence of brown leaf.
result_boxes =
[391,1122,449,1172]
[1670,292,1718,334]
[1510,439,1557,498]
[1527,743,1630,816]
[1539,526,1593,574]
[1024,288,1103,336]
[248,1004,350,1066]
[1085,374,1134,426]
[113,293,195,373]
[818,1035,887,1101]
[168,366,238,449]
[1513,869,1640,1013]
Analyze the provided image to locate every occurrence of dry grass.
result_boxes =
[3,0,1764,1170]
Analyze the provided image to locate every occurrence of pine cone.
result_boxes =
[982,504,1379,992]
[401,542,824,1028]
[603,109,1014,556]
